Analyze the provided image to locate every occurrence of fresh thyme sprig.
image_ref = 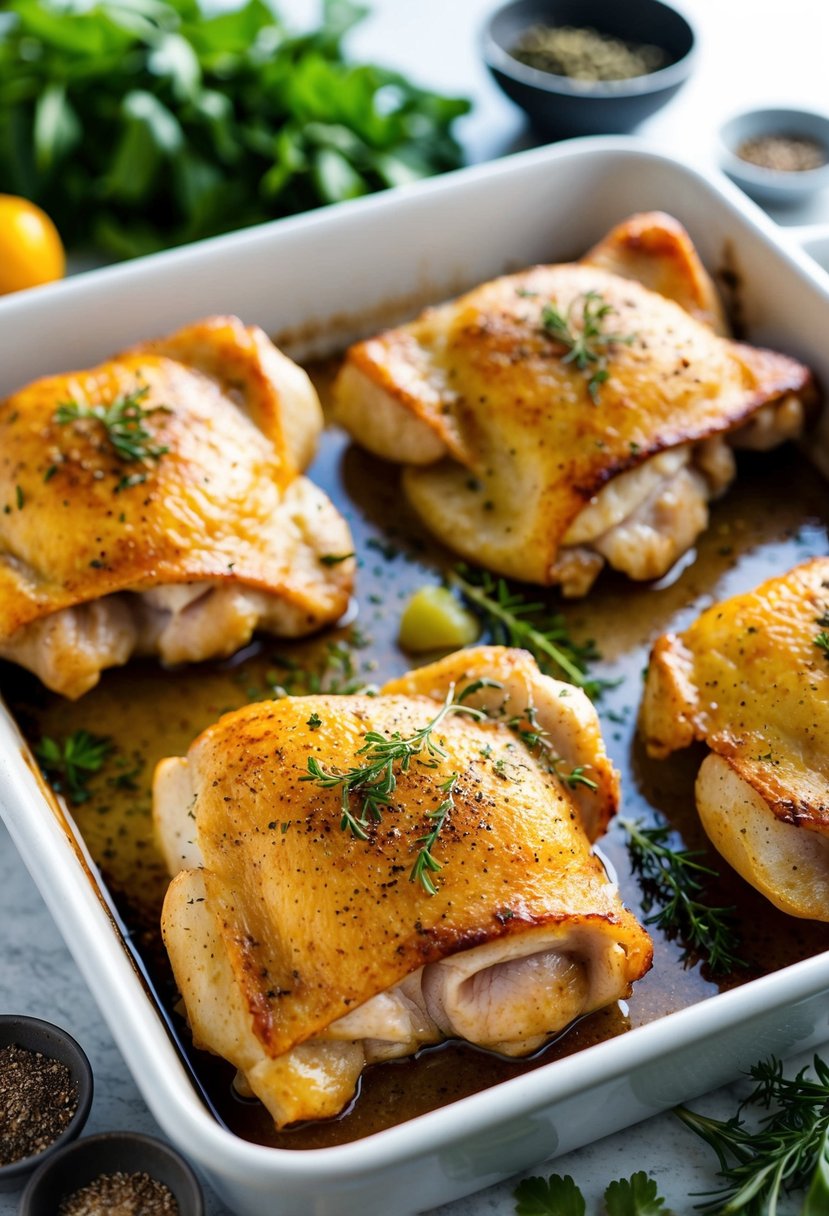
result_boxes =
[448,565,610,700]
[620,818,747,975]
[541,289,636,403]
[677,1055,829,1213]
[54,381,170,466]
[301,684,485,887]
[815,632,829,658]
[410,773,458,895]
[510,705,598,792]
[35,730,113,804]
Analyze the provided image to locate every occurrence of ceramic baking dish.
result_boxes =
[1,138,829,1216]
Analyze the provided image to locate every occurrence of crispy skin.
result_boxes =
[156,648,649,1073]
[335,214,814,587]
[0,316,353,644]
[640,559,829,918]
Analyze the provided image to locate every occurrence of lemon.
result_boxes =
[398,586,479,653]
[0,195,66,296]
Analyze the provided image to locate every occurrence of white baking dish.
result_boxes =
[1,138,829,1216]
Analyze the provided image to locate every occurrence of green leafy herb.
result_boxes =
[319,552,355,566]
[510,704,598,791]
[301,684,483,887]
[409,772,457,895]
[448,565,609,699]
[604,1172,670,1216]
[0,0,470,258]
[677,1055,829,1214]
[257,638,375,701]
[15,485,24,509]
[621,818,747,974]
[514,1173,586,1216]
[814,631,829,658]
[54,382,169,465]
[541,290,636,403]
[306,712,323,730]
[35,730,113,804]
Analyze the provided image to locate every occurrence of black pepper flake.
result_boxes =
[0,1043,78,1166]
[58,1171,180,1216]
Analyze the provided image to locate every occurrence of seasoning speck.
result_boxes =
[0,1042,78,1165]
[736,134,827,173]
[510,24,668,82]
[58,1171,180,1216]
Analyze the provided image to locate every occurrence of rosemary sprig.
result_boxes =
[677,1055,829,1213]
[620,818,747,975]
[35,730,113,804]
[541,289,635,403]
[410,773,458,895]
[301,684,485,887]
[54,382,170,465]
[448,565,609,700]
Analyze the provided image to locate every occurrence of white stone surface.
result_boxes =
[2,1,829,1213]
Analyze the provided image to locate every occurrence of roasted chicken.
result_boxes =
[334,213,815,595]
[155,647,651,1127]
[0,317,354,697]
[640,559,829,920]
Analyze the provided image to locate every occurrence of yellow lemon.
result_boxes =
[0,195,66,296]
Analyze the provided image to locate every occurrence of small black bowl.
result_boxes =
[19,1131,204,1216]
[483,0,696,139]
[0,1016,93,1193]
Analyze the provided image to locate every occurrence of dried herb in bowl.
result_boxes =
[736,134,828,173]
[510,23,668,82]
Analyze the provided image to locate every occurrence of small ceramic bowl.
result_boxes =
[19,1131,204,1216]
[719,107,829,206]
[0,1016,93,1193]
[483,0,696,139]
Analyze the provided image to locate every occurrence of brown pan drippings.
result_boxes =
[3,368,828,1149]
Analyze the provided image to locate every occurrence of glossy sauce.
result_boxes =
[3,372,828,1149]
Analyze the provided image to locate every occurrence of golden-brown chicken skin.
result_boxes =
[155,647,650,1128]
[0,316,354,697]
[640,559,829,920]
[334,213,815,594]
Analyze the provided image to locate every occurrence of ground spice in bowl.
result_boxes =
[58,1170,180,1216]
[0,1043,78,1166]
[510,24,668,82]
[736,133,828,173]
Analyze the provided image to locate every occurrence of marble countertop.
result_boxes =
[2,1,829,1213]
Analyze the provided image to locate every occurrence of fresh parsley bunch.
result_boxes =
[0,0,470,257]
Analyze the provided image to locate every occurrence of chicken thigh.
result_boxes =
[0,317,354,697]
[640,559,829,920]
[155,646,651,1127]
[334,213,815,594]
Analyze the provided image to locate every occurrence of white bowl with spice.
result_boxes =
[0,1016,92,1193]
[719,106,829,205]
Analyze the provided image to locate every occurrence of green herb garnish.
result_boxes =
[514,1170,671,1215]
[677,1055,829,1213]
[621,818,747,974]
[54,383,169,466]
[541,290,635,403]
[301,684,484,889]
[510,704,598,791]
[814,631,829,658]
[409,772,458,895]
[35,730,113,804]
[0,0,470,259]
[448,565,609,699]
[319,552,355,566]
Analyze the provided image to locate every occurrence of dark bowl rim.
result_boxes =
[0,1015,93,1185]
[482,0,697,99]
[19,1130,205,1216]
